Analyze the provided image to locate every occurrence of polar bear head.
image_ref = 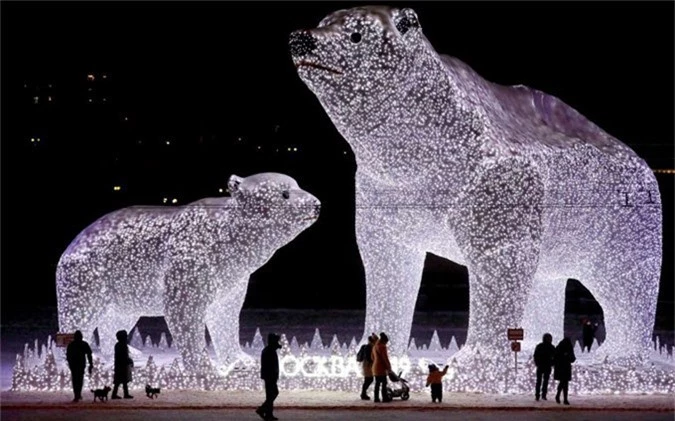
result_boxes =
[289,6,452,183]
[227,172,320,244]
[289,6,433,119]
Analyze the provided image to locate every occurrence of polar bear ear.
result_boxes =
[227,175,243,195]
[395,8,421,35]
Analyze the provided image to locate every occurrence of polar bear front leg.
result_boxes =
[205,284,247,368]
[522,277,566,349]
[457,162,544,361]
[357,209,427,357]
[163,261,210,373]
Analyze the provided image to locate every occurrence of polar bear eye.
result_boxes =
[282,190,290,199]
[350,32,362,44]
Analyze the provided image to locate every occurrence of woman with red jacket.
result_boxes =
[371,332,392,403]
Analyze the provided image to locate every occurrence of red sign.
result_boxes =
[511,341,521,352]
[507,328,524,341]
[55,333,75,348]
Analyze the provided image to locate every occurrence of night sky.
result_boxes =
[1,2,673,328]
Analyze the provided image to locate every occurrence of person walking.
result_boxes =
[371,332,392,403]
[66,330,93,402]
[358,333,378,400]
[256,333,282,421]
[533,333,556,401]
[554,337,576,405]
[111,330,134,399]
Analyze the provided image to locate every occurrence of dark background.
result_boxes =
[1,2,673,334]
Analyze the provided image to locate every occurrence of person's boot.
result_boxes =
[555,391,561,404]
[255,406,266,420]
[123,384,133,399]
[360,384,371,400]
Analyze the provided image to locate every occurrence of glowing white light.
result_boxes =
[163,197,168,204]
[55,173,320,372]
[171,198,178,204]
[12,332,672,393]
[291,5,662,370]
[113,186,121,191]
[218,188,224,193]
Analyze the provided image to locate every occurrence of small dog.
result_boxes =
[145,384,161,399]
[91,386,111,402]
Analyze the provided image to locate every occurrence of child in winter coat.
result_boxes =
[426,363,449,403]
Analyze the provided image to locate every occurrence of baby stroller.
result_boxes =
[384,370,410,401]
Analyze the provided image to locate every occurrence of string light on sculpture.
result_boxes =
[290,5,662,375]
[11,332,674,393]
[55,173,320,373]
[12,5,669,395]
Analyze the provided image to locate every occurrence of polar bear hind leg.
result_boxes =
[586,256,660,362]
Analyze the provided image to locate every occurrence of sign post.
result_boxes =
[507,328,524,376]
[55,333,75,348]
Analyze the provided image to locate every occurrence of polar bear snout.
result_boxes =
[289,30,317,58]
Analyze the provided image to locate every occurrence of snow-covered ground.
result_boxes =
[1,389,674,411]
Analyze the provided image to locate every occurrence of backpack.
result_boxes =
[356,344,368,362]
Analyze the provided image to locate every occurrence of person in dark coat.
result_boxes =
[66,330,93,402]
[553,337,576,405]
[111,330,133,399]
[533,333,555,401]
[582,319,599,352]
[359,333,378,400]
[256,333,282,421]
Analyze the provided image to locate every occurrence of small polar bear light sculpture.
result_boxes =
[57,173,320,371]
[291,6,661,362]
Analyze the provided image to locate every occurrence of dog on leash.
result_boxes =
[91,386,111,402]
[145,384,161,399]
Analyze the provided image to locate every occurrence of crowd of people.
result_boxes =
[65,321,597,419]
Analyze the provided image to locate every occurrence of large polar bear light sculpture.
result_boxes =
[57,173,321,371]
[290,6,661,362]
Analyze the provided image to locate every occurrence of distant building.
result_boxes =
[23,81,55,106]
[85,72,112,105]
